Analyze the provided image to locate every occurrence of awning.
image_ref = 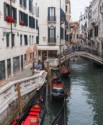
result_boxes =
[37,45,59,51]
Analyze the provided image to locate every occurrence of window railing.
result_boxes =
[48,38,56,45]
[48,16,56,22]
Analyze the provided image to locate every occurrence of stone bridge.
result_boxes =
[49,51,103,68]
[61,51,103,65]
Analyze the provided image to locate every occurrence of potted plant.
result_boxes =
[6,16,12,22]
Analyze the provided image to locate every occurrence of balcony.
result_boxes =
[48,38,56,45]
[48,16,56,23]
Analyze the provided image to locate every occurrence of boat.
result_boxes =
[61,66,71,76]
[51,74,65,99]
[11,84,46,125]
[51,98,66,125]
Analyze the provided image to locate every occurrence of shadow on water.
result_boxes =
[43,91,64,125]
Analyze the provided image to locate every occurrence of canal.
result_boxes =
[43,57,103,125]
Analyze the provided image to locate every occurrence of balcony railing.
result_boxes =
[48,38,56,45]
[48,16,56,22]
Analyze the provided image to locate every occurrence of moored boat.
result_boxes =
[11,84,46,125]
[51,75,65,99]
[61,66,71,76]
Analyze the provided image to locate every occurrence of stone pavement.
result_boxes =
[0,68,39,87]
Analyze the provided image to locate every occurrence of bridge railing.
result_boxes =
[0,70,47,124]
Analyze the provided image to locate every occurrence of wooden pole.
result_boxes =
[46,61,52,100]
[59,0,61,75]
[17,83,22,115]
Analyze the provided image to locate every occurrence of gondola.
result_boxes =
[61,66,71,77]
[11,84,46,125]
[51,74,65,99]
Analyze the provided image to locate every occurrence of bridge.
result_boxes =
[61,51,103,65]
[49,50,103,67]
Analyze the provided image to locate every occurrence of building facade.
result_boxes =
[38,0,66,61]
[79,0,103,56]
[0,0,39,81]
[69,21,79,44]
[65,0,71,43]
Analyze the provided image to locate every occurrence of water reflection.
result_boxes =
[43,57,103,125]
[66,58,103,125]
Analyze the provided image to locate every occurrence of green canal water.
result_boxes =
[43,57,103,125]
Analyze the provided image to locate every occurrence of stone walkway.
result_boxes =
[0,68,39,87]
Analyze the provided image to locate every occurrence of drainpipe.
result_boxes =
[10,0,13,48]
[10,0,13,77]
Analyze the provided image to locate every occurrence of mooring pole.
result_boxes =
[17,83,22,115]
[46,60,52,101]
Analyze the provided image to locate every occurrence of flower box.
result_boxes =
[20,20,24,25]
[6,16,13,22]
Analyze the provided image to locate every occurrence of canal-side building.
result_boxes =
[38,0,66,62]
[69,21,79,44]
[87,0,100,53]
[65,0,71,43]
[79,7,89,46]
[0,0,39,82]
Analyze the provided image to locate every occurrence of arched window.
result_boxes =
[48,26,56,43]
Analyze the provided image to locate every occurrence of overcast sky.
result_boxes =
[71,0,91,21]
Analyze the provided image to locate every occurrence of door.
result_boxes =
[21,55,23,70]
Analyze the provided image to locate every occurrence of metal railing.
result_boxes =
[51,98,66,125]
[48,16,56,22]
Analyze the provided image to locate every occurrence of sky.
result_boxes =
[71,0,91,21]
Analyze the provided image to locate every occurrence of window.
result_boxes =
[48,7,56,21]
[11,34,15,47]
[29,16,35,28]
[29,36,31,45]
[4,3,17,21]
[29,0,33,12]
[19,11,28,26]
[20,0,27,8]
[6,34,9,47]
[24,35,28,45]
[12,7,17,21]
[32,36,34,44]
[20,35,22,46]
[48,26,56,43]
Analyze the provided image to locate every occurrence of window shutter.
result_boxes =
[34,18,35,28]
[48,27,50,42]
[14,8,17,20]
[26,14,28,26]
[54,27,56,40]
[4,3,6,20]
